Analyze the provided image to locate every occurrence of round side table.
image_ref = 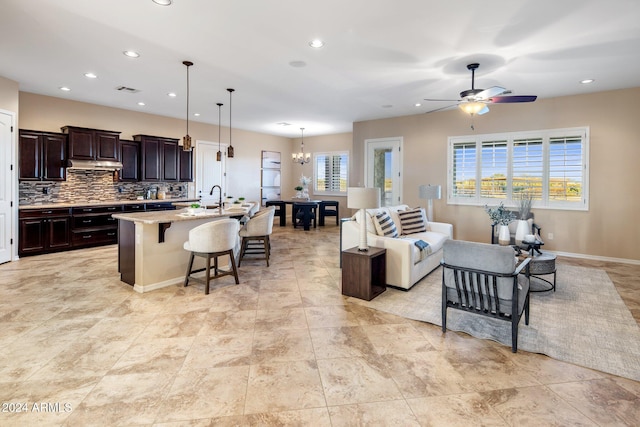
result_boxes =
[527,253,556,292]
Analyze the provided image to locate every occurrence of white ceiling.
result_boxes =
[2,0,639,137]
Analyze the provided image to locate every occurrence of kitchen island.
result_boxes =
[113,205,251,293]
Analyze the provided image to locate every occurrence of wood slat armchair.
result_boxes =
[441,240,531,352]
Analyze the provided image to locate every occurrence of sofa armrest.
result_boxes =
[428,221,453,238]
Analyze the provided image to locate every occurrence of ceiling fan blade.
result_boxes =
[489,95,537,103]
[474,86,507,100]
[477,105,490,115]
[424,98,461,102]
[425,104,459,114]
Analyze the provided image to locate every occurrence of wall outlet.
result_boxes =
[547,232,554,240]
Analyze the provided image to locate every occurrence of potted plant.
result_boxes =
[485,202,515,245]
[238,197,246,206]
[187,203,201,215]
[294,186,304,198]
[225,196,233,209]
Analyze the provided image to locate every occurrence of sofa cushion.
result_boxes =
[373,211,399,237]
[397,208,427,235]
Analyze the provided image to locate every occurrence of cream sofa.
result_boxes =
[341,204,453,290]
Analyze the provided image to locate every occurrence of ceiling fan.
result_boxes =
[425,63,537,115]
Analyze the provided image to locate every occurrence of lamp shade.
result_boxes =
[347,187,380,209]
[419,184,441,200]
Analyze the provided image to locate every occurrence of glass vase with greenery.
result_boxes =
[484,202,515,226]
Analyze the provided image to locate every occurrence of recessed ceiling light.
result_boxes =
[289,61,307,68]
[84,72,97,79]
[167,92,177,97]
[309,39,324,48]
[193,113,200,117]
[123,50,140,58]
[137,102,145,106]
[276,122,292,126]
[152,0,172,5]
[415,103,422,107]
[580,79,595,84]
[59,86,71,92]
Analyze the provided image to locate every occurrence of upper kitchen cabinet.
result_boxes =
[134,134,188,182]
[179,148,193,182]
[119,139,140,181]
[19,129,67,181]
[61,126,121,162]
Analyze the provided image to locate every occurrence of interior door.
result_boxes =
[365,137,402,207]
[195,140,227,204]
[0,111,15,264]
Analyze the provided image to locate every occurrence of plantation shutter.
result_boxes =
[480,140,508,199]
[548,135,584,202]
[512,138,543,198]
[452,141,477,198]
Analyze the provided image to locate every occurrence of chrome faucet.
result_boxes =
[209,185,222,212]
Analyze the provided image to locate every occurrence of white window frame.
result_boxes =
[313,151,349,196]
[447,127,589,211]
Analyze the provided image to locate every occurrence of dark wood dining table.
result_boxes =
[266,199,321,230]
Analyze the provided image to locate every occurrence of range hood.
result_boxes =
[66,159,123,170]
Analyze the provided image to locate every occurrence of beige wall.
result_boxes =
[353,88,640,262]
[19,92,292,204]
[289,132,352,218]
[0,76,19,114]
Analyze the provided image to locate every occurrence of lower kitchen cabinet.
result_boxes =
[18,208,72,256]
[71,205,121,248]
[19,202,180,257]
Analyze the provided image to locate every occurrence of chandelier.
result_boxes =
[292,127,310,165]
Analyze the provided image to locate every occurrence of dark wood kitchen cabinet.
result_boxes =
[62,126,121,162]
[18,129,67,181]
[119,139,140,181]
[18,208,71,256]
[71,205,121,248]
[179,148,193,182]
[134,134,183,182]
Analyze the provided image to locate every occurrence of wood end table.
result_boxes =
[341,246,386,301]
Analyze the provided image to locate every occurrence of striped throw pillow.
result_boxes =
[398,208,427,235]
[373,211,398,237]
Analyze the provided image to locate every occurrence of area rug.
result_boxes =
[348,264,640,381]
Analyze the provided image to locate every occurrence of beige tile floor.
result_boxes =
[1,223,639,426]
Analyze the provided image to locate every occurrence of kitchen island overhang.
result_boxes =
[112,206,251,293]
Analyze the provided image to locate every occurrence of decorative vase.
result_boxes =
[515,219,530,246]
[302,186,309,199]
[498,225,511,246]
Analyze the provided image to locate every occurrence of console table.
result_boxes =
[341,246,386,301]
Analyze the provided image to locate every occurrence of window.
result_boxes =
[448,127,589,210]
[313,151,348,195]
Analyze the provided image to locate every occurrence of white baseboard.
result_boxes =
[548,250,640,266]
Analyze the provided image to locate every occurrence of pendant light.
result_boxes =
[216,102,223,161]
[182,60,193,151]
[227,88,235,158]
[292,127,310,165]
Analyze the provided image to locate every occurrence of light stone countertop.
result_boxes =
[112,206,252,224]
[19,198,199,210]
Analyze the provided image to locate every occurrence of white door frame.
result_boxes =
[364,137,403,206]
[0,109,16,264]
[195,139,228,203]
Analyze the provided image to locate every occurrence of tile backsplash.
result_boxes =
[19,170,188,205]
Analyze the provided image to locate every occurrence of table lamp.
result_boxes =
[347,187,381,251]
[419,184,442,221]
